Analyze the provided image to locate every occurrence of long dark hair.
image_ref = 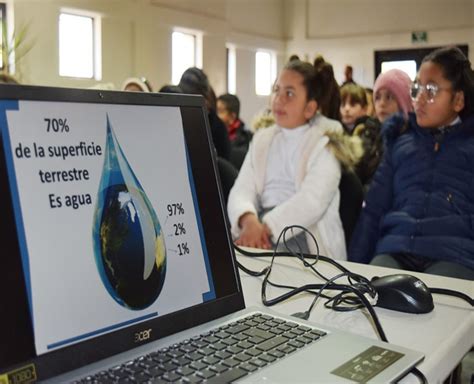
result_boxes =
[423,46,474,119]
[314,56,341,121]
[178,67,216,110]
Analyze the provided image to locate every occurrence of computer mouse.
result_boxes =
[371,274,434,314]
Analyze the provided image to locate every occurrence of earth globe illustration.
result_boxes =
[93,118,166,310]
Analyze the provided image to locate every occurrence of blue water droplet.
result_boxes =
[93,116,166,310]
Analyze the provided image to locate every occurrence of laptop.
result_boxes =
[0,84,423,383]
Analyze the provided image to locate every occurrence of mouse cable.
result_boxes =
[239,268,372,313]
[257,273,387,341]
[239,226,387,341]
[235,260,269,277]
[236,226,376,309]
[234,226,376,314]
[236,259,336,301]
[234,227,370,290]
[235,226,377,310]
[409,367,428,384]
[234,244,352,275]
[289,271,360,320]
[428,287,473,306]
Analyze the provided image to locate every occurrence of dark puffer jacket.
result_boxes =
[349,113,474,270]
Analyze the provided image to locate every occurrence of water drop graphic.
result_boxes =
[93,116,166,310]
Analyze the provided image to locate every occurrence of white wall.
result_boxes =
[228,31,285,125]
[8,0,285,125]
[285,0,474,87]
[6,0,474,124]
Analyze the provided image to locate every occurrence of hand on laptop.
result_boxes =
[236,213,272,249]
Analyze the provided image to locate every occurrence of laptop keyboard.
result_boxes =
[76,313,327,384]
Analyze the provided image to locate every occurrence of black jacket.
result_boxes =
[208,109,231,160]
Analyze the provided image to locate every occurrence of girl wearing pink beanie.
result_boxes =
[373,69,413,122]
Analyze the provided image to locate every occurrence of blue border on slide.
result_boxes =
[184,139,216,302]
[0,100,35,327]
[47,311,158,350]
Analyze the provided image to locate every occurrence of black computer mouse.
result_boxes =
[371,274,434,314]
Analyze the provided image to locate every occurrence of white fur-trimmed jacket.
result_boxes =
[227,113,358,260]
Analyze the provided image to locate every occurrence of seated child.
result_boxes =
[179,67,231,161]
[373,69,413,124]
[349,46,474,280]
[217,93,253,151]
[339,83,368,133]
[353,69,413,187]
[340,83,379,186]
[227,60,361,259]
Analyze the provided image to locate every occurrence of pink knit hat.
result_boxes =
[373,69,413,118]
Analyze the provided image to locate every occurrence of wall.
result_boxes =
[228,31,285,126]
[225,0,286,124]
[7,0,474,123]
[8,0,285,125]
[285,0,474,87]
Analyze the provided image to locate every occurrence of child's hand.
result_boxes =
[235,213,272,250]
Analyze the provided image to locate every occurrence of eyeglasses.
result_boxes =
[410,82,450,104]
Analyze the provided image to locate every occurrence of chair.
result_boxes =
[338,170,364,249]
[229,146,247,170]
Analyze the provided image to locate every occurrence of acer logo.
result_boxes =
[134,329,152,342]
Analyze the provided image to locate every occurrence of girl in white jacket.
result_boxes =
[228,60,360,260]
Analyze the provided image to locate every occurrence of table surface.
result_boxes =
[236,251,474,384]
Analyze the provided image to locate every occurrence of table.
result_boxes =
[236,251,473,384]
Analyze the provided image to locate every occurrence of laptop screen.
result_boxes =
[0,85,243,380]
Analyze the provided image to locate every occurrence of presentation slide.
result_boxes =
[1,100,214,355]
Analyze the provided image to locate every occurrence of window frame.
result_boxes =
[58,8,102,80]
[171,29,203,85]
[226,44,236,94]
[374,45,468,82]
[0,2,7,71]
[255,49,277,96]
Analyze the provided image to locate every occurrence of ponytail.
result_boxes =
[283,58,342,121]
[314,61,341,121]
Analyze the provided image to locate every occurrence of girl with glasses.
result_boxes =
[349,46,474,280]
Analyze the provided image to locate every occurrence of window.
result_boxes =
[0,2,6,70]
[374,46,469,82]
[226,45,236,94]
[381,60,417,81]
[255,50,276,96]
[172,31,202,85]
[59,10,101,79]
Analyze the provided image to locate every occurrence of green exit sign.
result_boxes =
[412,31,428,43]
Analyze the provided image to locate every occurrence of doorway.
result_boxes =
[374,45,469,82]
